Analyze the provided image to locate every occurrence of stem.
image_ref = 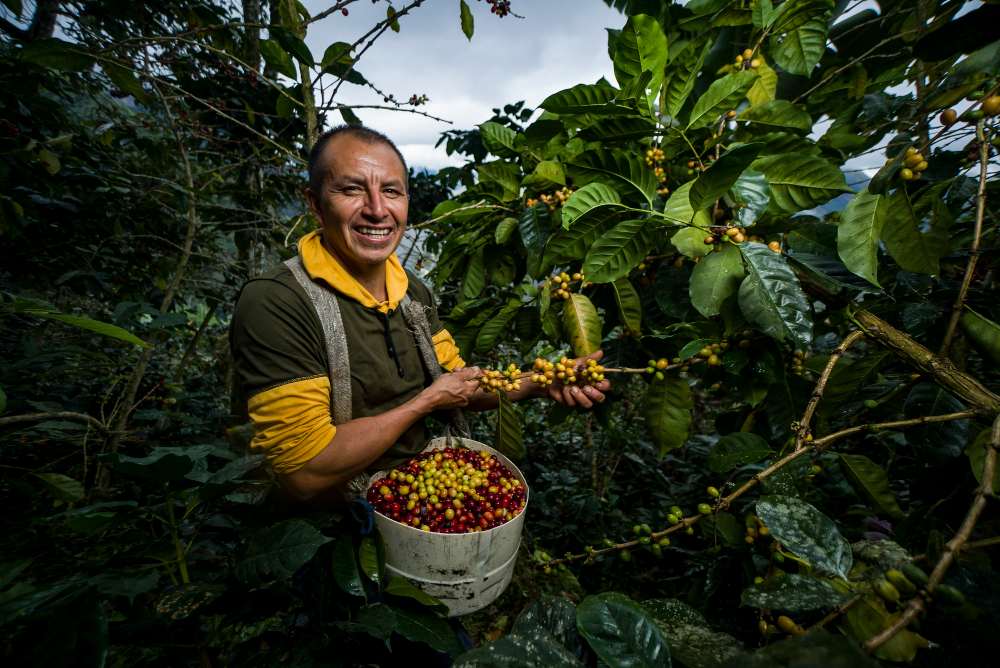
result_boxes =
[0,411,108,432]
[795,331,865,451]
[166,490,191,585]
[939,119,990,356]
[864,412,1000,653]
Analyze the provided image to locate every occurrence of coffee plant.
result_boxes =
[2,0,1000,666]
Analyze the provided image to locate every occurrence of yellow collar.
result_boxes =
[298,230,408,313]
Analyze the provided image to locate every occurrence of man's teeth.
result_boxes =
[358,227,391,237]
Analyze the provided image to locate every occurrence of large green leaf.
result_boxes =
[746,58,778,107]
[562,293,603,357]
[838,454,904,519]
[480,121,518,157]
[686,70,758,130]
[577,592,671,668]
[582,219,656,283]
[689,244,746,318]
[843,598,928,662]
[462,249,486,300]
[961,307,1000,365]
[880,190,939,275]
[756,496,852,579]
[707,432,772,473]
[459,0,474,40]
[331,537,365,597]
[570,150,658,205]
[752,153,851,212]
[837,190,886,287]
[478,161,521,201]
[523,160,566,191]
[384,577,448,614]
[689,143,763,210]
[965,429,1000,494]
[358,536,383,586]
[741,573,848,612]
[20,308,149,347]
[513,595,586,658]
[496,393,525,461]
[728,170,771,227]
[561,182,621,229]
[613,14,668,111]
[455,627,582,667]
[546,207,619,264]
[519,203,550,255]
[738,243,812,347]
[20,38,94,71]
[727,631,879,668]
[663,180,712,227]
[641,598,744,668]
[270,27,314,66]
[664,41,710,118]
[34,473,85,503]
[769,0,834,34]
[612,278,642,334]
[739,99,812,133]
[644,376,692,456]
[771,14,831,76]
[236,520,332,585]
[495,217,518,245]
[476,300,521,352]
[261,39,297,79]
[394,606,466,656]
[540,82,634,116]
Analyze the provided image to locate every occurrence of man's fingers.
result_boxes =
[582,385,605,403]
[572,385,594,408]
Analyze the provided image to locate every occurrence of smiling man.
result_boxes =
[230,125,608,503]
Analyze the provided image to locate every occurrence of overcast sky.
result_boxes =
[302,0,623,170]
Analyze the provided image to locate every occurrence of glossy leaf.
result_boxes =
[562,182,621,229]
[663,41,710,118]
[384,576,448,614]
[612,278,642,334]
[20,38,94,71]
[519,203,550,256]
[738,243,812,347]
[513,595,586,659]
[476,300,521,352]
[689,244,745,318]
[563,293,602,357]
[641,598,743,668]
[570,150,658,205]
[34,472,85,503]
[20,308,149,347]
[664,180,712,227]
[741,573,847,612]
[881,190,939,275]
[961,307,1000,365]
[689,143,763,211]
[523,160,566,191]
[838,454,904,519]
[540,82,634,116]
[459,0,474,39]
[707,432,772,473]
[576,592,671,668]
[236,520,332,585]
[495,217,518,245]
[394,606,466,656]
[965,429,1000,494]
[358,536,381,586]
[837,190,888,287]
[686,70,758,130]
[332,537,365,597]
[582,219,656,283]
[261,39,297,79]
[746,58,778,107]
[613,14,668,111]
[480,121,517,157]
[843,598,928,662]
[644,376,692,456]
[455,627,582,667]
[727,631,879,668]
[462,250,485,299]
[728,170,771,227]
[270,27,314,66]
[753,153,851,213]
[756,496,852,579]
[739,99,812,132]
[496,393,525,461]
[771,15,831,76]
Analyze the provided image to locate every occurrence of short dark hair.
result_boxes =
[307,124,409,193]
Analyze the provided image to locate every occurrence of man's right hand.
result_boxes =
[422,366,482,410]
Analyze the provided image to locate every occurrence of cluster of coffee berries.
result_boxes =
[899,146,929,181]
[734,48,762,70]
[644,146,670,196]
[744,513,770,545]
[790,349,808,376]
[367,447,526,533]
[697,341,728,366]
[644,146,665,166]
[529,357,557,387]
[480,0,512,17]
[664,504,696,535]
[478,364,523,394]
[632,523,671,558]
[549,270,584,300]
[767,240,782,253]
[539,356,604,386]
[645,357,672,381]
[526,186,574,212]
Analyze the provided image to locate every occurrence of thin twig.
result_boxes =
[795,331,865,451]
[409,200,511,229]
[0,412,110,433]
[864,412,1000,653]
[939,119,990,356]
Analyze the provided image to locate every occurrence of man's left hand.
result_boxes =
[543,350,611,409]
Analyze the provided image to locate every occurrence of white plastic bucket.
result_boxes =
[367,436,529,617]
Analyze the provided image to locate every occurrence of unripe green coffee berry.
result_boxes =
[707,486,720,498]
[876,579,901,603]
[651,544,662,557]
[666,514,679,524]
[657,537,670,547]
[698,503,712,515]
[620,550,632,562]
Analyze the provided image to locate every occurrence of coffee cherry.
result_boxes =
[940,108,958,126]
[885,569,917,595]
[707,486,720,498]
[620,549,632,562]
[655,358,668,370]
[900,167,915,180]
[767,240,781,253]
[982,95,1000,117]
[750,58,761,68]
[776,615,805,636]
[876,578,901,603]
[698,503,712,515]
[742,48,754,60]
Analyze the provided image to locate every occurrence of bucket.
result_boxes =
[367,436,529,617]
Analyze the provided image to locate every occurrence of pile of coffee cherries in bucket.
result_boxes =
[367,447,527,533]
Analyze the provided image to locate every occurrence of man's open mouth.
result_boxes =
[355,226,394,240]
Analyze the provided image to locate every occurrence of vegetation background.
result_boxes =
[1,0,999,666]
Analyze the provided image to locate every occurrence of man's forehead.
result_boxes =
[319,135,406,180]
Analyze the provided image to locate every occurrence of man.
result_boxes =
[230,125,609,502]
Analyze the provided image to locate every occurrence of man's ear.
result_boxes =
[304,187,322,222]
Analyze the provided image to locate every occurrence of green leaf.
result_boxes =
[880,190,939,275]
[771,15,830,76]
[729,170,771,227]
[358,536,381,586]
[746,58,778,107]
[352,604,396,641]
[837,190,886,287]
[577,592,671,668]
[903,383,969,460]
[843,598,928,662]
[756,496,852,579]
[384,577,448,614]
[965,429,1000,494]
[320,41,366,84]
[562,183,621,229]
[582,219,656,283]
[671,227,712,258]
[663,180,711,227]
[523,160,566,191]
[104,62,148,103]
[612,278,642,334]
[495,217,518,245]
[395,605,466,656]
[455,627,583,667]
[613,14,668,112]
[480,121,518,157]
[689,143,763,210]
[260,39,297,79]
[476,300,521,352]
[563,294,602,357]
[739,100,812,132]
[570,150,658,205]
[546,207,619,264]
[0,386,6,414]
[477,161,521,201]
[332,537,365,597]
[838,454,904,519]
[727,631,879,668]
[20,38,94,71]
[961,307,1000,366]
[513,595,586,658]
[496,393,525,461]
[462,250,486,300]
[645,377,692,456]
[519,203,550,255]
[769,0,834,34]
[707,432,772,473]
[269,26,314,66]
[663,41,710,118]
[741,573,847,612]
[105,446,213,481]
[689,244,746,318]
[686,70,758,130]
[20,308,149,347]
[540,82,633,116]
[34,473,85,503]
[641,598,744,668]
[236,520,332,585]
[386,5,400,32]
[738,243,812,347]
[752,153,851,212]
[459,0,474,40]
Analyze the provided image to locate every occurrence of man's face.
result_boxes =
[307,135,408,274]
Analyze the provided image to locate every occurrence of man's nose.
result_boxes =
[363,188,388,220]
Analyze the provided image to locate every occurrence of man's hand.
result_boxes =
[422,366,483,410]
[544,350,611,409]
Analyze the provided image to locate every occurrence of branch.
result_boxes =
[317,103,452,124]
[795,331,865,451]
[409,200,511,229]
[0,412,109,433]
[939,118,990,355]
[864,412,1000,653]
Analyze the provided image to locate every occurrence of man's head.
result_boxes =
[306,126,409,277]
